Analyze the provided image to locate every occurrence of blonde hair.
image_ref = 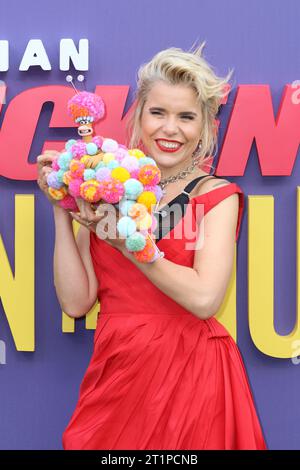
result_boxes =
[126,41,234,172]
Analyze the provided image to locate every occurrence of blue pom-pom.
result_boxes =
[47,171,63,189]
[119,198,136,216]
[124,179,143,200]
[83,169,96,181]
[125,232,146,252]
[117,216,137,237]
[86,142,98,156]
[58,152,72,171]
[107,160,119,170]
[139,157,156,167]
[56,169,65,184]
[65,139,77,150]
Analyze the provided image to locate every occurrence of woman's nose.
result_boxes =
[162,117,179,135]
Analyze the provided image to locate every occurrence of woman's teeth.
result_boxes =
[156,140,182,150]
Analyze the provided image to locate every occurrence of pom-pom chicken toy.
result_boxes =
[46,90,164,263]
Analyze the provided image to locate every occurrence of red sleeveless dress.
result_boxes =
[62,182,267,450]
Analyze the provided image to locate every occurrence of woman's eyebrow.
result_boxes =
[149,106,198,116]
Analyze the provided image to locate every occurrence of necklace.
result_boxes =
[159,151,202,194]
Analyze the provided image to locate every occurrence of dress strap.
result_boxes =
[181,174,218,197]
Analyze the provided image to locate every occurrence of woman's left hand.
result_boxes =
[70,199,127,254]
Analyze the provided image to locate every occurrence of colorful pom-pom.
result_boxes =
[69,160,85,178]
[58,195,78,211]
[99,178,125,204]
[101,138,119,153]
[135,212,153,231]
[117,216,137,237]
[96,167,111,181]
[47,171,63,189]
[133,237,156,263]
[65,139,77,151]
[48,186,67,200]
[119,198,136,216]
[125,232,146,252]
[121,156,139,172]
[139,157,156,167]
[138,164,161,185]
[102,152,115,164]
[68,178,82,198]
[58,152,72,171]
[137,191,157,212]
[71,141,86,159]
[67,91,105,123]
[80,180,102,203]
[128,203,148,221]
[86,142,98,156]
[111,167,131,183]
[92,135,104,148]
[128,148,145,159]
[84,169,96,181]
[124,179,144,200]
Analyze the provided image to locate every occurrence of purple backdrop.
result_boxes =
[0,0,299,450]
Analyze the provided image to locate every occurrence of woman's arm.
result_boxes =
[121,181,239,320]
[53,206,99,318]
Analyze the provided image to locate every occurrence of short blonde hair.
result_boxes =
[126,41,234,172]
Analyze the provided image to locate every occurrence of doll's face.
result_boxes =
[140,81,203,170]
[78,118,93,137]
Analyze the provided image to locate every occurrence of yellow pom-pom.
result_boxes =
[48,186,67,201]
[80,155,91,165]
[137,191,157,212]
[102,152,115,164]
[63,171,72,186]
[135,212,153,230]
[111,167,131,183]
[128,148,145,159]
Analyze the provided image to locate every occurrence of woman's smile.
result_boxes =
[155,138,184,153]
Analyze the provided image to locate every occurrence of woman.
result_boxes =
[37,43,267,450]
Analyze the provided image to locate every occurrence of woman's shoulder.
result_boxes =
[191,175,233,199]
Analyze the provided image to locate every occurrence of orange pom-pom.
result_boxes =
[133,238,156,263]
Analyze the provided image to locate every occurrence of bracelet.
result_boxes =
[149,248,165,263]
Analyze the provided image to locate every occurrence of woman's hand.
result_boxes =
[37,150,61,205]
[70,199,127,254]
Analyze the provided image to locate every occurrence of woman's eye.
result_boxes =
[151,111,161,115]
[181,116,194,120]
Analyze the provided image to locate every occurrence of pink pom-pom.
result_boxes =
[130,168,140,179]
[52,159,60,171]
[99,178,125,204]
[58,195,79,211]
[71,141,86,159]
[68,178,83,198]
[92,135,104,148]
[70,160,85,178]
[67,91,105,123]
[115,148,128,162]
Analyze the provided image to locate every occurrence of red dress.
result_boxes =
[62,181,267,450]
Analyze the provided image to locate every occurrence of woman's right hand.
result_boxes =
[37,150,61,205]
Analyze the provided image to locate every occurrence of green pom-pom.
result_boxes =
[84,169,96,181]
[125,232,146,252]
